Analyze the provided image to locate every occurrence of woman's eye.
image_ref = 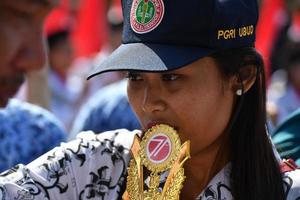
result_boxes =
[125,72,143,81]
[162,74,180,81]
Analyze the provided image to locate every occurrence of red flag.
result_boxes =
[45,0,109,58]
[255,0,287,83]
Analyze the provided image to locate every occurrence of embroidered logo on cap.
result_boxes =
[130,0,164,34]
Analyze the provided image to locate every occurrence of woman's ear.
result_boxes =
[232,65,257,95]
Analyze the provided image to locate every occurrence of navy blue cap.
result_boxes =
[88,0,259,79]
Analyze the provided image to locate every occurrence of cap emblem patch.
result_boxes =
[130,0,164,34]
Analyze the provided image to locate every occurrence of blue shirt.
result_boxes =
[69,80,140,140]
[0,99,67,172]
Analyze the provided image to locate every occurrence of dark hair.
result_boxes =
[47,30,70,50]
[211,47,285,200]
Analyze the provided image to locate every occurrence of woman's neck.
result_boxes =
[180,137,229,199]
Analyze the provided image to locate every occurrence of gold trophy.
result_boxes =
[123,124,191,200]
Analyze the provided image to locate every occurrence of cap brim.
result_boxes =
[87,43,215,79]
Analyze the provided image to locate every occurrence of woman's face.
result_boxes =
[127,57,235,156]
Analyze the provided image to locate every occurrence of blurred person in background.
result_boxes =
[270,34,300,164]
[261,0,300,126]
[69,79,140,140]
[0,0,66,172]
[267,23,300,126]
[275,41,300,124]
[73,0,125,99]
[32,0,124,132]
[47,28,86,131]
[69,1,140,139]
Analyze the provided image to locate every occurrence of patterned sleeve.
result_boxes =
[0,129,140,200]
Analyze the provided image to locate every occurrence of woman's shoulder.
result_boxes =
[75,129,142,149]
[283,169,300,199]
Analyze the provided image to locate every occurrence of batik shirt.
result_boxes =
[0,99,66,172]
[195,164,300,199]
[0,130,300,200]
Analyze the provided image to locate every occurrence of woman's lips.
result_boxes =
[146,121,160,129]
[145,121,178,131]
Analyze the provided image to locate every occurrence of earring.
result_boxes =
[236,89,242,96]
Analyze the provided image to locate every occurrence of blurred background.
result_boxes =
[15,0,125,132]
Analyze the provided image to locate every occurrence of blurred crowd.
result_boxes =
[1,0,300,172]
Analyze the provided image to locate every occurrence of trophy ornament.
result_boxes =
[124,124,191,200]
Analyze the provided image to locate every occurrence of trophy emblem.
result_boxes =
[123,124,191,200]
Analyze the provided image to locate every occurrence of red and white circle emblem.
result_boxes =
[146,134,171,164]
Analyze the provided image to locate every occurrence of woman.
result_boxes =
[124,47,286,200]
[0,0,299,199]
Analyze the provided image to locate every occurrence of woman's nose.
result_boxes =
[142,84,166,114]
